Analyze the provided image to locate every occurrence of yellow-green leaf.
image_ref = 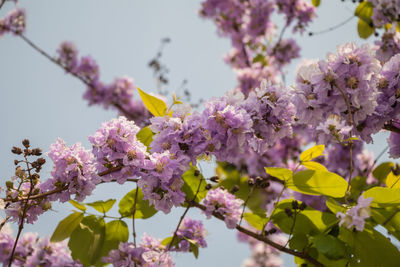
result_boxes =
[287,170,348,198]
[136,126,153,152]
[302,161,327,171]
[386,171,400,188]
[363,187,400,207]
[358,19,374,39]
[69,199,86,211]
[300,145,325,162]
[312,0,321,7]
[265,167,292,181]
[373,162,394,182]
[137,87,167,117]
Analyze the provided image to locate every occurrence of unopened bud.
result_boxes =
[194,170,200,177]
[210,176,219,183]
[230,185,239,194]
[37,158,46,165]
[205,184,212,190]
[31,148,42,156]
[248,178,255,186]
[299,202,307,211]
[22,139,30,148]
[292,200,299,210]
[11,146,22,155]
[284,207,293,217]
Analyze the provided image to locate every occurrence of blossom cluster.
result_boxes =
[375,28,400,63]
[203,188,243,229]
[56,42,150,126]
[39,138,100,202]
[200,0,313,96]
[371,0,400,28]
[0,227,81,267]
[337,195,373,231]
[103,234,174,267]
[175,217,207,252]
[0,8,26,36]
[292,43,383,143]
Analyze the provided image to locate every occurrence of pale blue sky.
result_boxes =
[0,1,393,266]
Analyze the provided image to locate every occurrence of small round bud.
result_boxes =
[194,170,200,177]
[292,200,299,210]
[11,146,22,155]
[210,176,219,183]
[284,207,293,217]
[308,32,313,36]
[299,202,307,211]
[255,177,263,185]
[261,181,270,188]
[269,228,277,234]
[230,185,239,194]
[14,160,19,165]
[37,158,46,165]
[24,148,32,156]
[22,139,30,148]
[31,148,42,156]
[248,178,255,186]
[205,184,212,190]
[6,180,14,189]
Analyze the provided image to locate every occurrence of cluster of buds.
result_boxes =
[284,200,307,218]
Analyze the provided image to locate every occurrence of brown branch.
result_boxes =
[188,200,323,267]
[0,0,6,10]
[132,186,139,247]
[383,124,400,134]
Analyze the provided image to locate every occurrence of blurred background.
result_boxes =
[0,0,393,266]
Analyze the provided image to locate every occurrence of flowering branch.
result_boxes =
[188,199,323,267]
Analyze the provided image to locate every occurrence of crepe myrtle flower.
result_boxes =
[203,187,244,229]
[337,195,373,231]
[174,217,207,252]
[39,138,99,202]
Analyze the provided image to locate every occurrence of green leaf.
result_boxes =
[118,188,158,219]
[363,187,400,207]
[69,199,86,211]
[68,215,106,266]
[287,170,348,198]
[87,199,116,214]
[301,161,327,171]
[243,212,268,231]
[289,233,308,251]
[325,198,347,214]
[265,167,292,181]
[355,2,373,20]
[183,237,200,259]
[312,0,321,7]
[51,212,84,242]
[181,166,207,202]
[300,145,325,162]
[101,220,129,259]
[137,87,167,117]
[373,162,394,182]
[252,54,266,65]
[313,234,347,260]
[371,208,400,242]
[339,226,400,266]
[136,126,153,152]
[271,200,337,236]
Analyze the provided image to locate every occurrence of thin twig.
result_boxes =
[132,186,139,247]
[239,186,255,226]
[167,176,204,251]
[335,84,354,194]
[188,200,323,267]
[309,15,355,36]
[285,210,298,248]
[263,185,286,235]
[0,0,6,10]
[8,157,34,267]
[382,208,400,226]
[16,33,136,120]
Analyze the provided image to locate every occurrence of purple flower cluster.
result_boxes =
[5,182,51,224]
[56,42,150,126]
[0,229,81,267]
[203,187,243,229]
[292,43,381,143]
[175,217,207,252]
[103,234,174,267]
[0,8,26,36]
[39,138,99,202]
[375,28,400,64]
[242,81,294,154]
[371,0,400,27]
[337,195,372,231]
[89,116,148,183]
[276,0,316,33]
[200,0,313,96]
[388,132,400,159]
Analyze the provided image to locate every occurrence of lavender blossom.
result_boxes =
[175,217,207,252]
[337,195,373,231]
